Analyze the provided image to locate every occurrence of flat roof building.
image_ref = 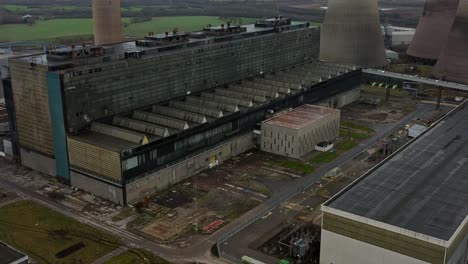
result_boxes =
[320,103,468,264]
[261,105,340,158]
[0,241,28,264]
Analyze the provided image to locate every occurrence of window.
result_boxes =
[123,156,138,171]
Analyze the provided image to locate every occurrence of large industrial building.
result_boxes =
[4,17,362,204]
[320,103,468,264]
[261,104,340,158]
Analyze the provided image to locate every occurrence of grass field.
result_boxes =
[280,160,315,174]
[362,84,411,99]
[310,122,373,164]
[309,151,339,164]
[340,121,375,133]
[104,248,171,264]
[336,139,358,151]
[0,200,121,264]
[0,16,257,42]
[0,4,86,11]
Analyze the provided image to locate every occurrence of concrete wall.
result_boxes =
[317,87,361,108]
[70,170,124,205]
[336,88,361,108]
[320,229,430,264]
[126,133,255,203]
[447,232,468,264]
[20,148,56,176]
[261,125,298,158]
[321,210,446,264]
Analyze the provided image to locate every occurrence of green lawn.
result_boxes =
[280,160,315,174]
[309,151,339,164]
[0,4,30,11]
[0,200,121,264]
[361,85,411,98]
[0,16,257,42]
[339,129,371,140]
[0,18,109,42]
[121,6,145,12]
[104,248,171,264]
[0,4,85,12]
[336,139,358,151]
[340,121,375,133]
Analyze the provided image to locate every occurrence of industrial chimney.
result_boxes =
[92,0,123,45]
[319,0,387,67]
[407,0,460,61]
[433,0,468,84]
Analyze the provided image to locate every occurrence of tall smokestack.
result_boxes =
[433,0,468,84]
[319,0,387,67]
[407,0,459,61]
[92,0,123,45]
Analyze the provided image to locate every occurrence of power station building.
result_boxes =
[320,103,468,264]
[5,18,362,204]
[261,104,340,158]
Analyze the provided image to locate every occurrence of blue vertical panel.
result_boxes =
[47,73,70,182]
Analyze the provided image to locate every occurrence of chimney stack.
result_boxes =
[319,0,387,67]
[433,0,468,84]
[92,0,123,45]
[407,0,460,61]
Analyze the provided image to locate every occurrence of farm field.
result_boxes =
[0,16,257,42]
[0,200,121,264]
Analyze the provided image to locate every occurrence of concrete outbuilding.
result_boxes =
[261,105,340,158]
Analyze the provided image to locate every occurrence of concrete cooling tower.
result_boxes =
[319,0,387,67]
[433,0,468,84]
[92,0,123,45]
[407,0,460,60]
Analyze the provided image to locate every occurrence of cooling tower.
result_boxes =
[319,0,387,67]
[433,0,468,84]
[407,0,459,60]
[92,0,123,45]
